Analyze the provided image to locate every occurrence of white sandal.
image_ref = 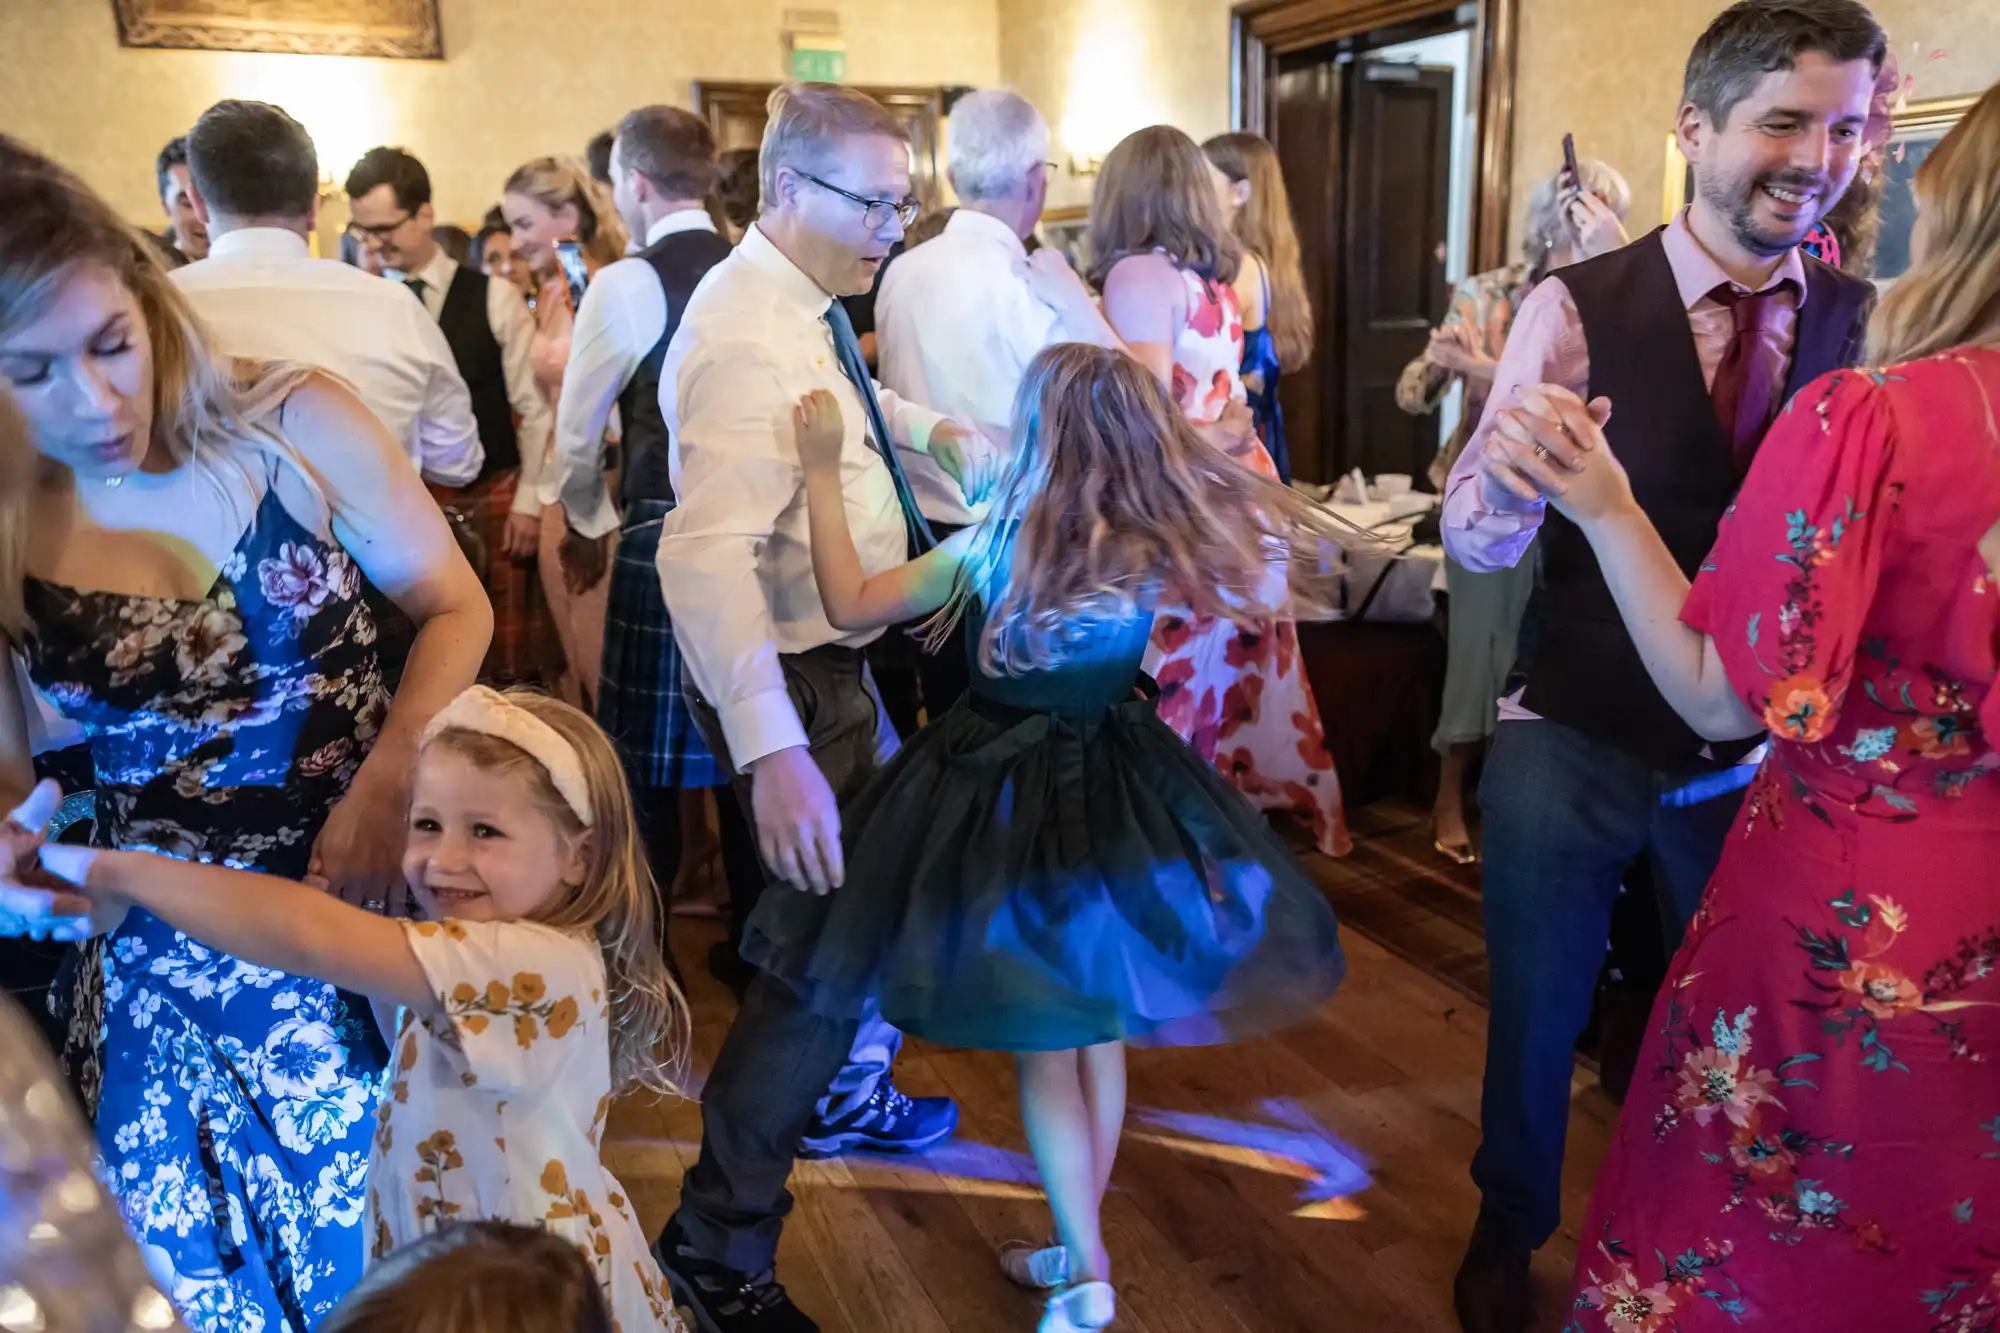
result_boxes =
[1039,1281,1115,1333]
[998,1237,1069,1290]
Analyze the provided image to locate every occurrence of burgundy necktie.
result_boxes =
[1707,283,1791,474]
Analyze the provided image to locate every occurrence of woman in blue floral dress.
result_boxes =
[0,145,490,1329]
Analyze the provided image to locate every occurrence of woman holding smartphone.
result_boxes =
[500,157,629,711]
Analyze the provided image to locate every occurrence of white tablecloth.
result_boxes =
[1322,497,1445,624]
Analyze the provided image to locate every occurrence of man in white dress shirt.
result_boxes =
[172,101,482,487]
[342,146,557,692]
[544,105,760,973]
[874,87,1126,715]
[651,82,992,1333]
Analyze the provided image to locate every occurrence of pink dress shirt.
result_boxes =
[1441,210,1808,727]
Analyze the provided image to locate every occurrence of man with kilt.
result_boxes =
[549,105,763,960]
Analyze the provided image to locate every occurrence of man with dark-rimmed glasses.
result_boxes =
[651,81,995,1333]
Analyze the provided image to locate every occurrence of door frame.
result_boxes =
[1232,0,1517,273]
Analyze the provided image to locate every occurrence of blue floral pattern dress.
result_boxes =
[22,481,392,1332]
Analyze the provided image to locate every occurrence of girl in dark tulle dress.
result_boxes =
[746,343,1354,1333]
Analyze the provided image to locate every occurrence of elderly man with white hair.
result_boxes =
[873,87,1124,712]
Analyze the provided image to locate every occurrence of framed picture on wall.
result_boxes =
[1874,95,1977,282]
[1039,205,1090,276]
[112,0,443,59]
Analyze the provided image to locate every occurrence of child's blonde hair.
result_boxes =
[421,690,686,1098]
[931,342,1372,675]
[319,1220,612,1333]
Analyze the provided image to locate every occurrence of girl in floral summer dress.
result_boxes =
[6,687,689,1332]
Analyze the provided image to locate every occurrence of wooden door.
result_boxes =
[1270,57,1342,484]
[1339,60,1454,484]
[691,82,946,207]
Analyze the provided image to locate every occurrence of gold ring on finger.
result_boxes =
[1533,443,1552,461]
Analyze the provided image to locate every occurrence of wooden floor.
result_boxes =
[606,917,1618,1333]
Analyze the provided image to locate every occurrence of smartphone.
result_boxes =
[1561,132,1580,191]
[554,237,589,310]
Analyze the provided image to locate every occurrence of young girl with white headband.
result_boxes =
[2,687,689,1332]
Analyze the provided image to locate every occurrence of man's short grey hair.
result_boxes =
[759,82,908,208]
[1522,156,1632,276]
[947,90,1048,204]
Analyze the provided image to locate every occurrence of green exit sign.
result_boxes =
[790,44,846,82]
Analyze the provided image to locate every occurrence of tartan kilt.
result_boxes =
[429,471,563,688]
[598,499,723,789]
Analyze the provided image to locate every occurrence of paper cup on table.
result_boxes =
[1373,473,1414,499]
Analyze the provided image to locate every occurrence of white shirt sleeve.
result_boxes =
[553,261,662,540]
[488,278,553,517]
[409,305,484,486]
[877,381,943,456]
[656,341,809,766]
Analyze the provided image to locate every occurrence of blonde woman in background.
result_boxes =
[1203,131,1313,484]
[1396,157,1630,864]
[502,157,630,710]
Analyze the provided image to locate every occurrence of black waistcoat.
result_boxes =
[619,228,735,508]
[1518,226,1873,769]
[435,265,519,480]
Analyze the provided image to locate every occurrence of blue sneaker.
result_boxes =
[796,1078,958,1159]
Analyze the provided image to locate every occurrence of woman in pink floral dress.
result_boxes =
[1089,125,1350,856]
[1504,86,2000,1333]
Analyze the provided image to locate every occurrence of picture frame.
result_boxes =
[1874,94,1977,281]
[112,0,444,60]
[1039,204,1091,275]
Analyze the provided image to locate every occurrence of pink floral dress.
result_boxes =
[1565,352,2000,1332]
[1134,261,1351,857]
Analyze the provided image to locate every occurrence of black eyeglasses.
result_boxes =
[345,209,416,245]
[796,171,920,230]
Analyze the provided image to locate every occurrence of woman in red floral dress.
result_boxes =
[1503,86,2000,1333]
[1088,125,1351,857]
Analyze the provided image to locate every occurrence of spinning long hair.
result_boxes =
[1867,82,2000,366]
[1203,132,1313,373]
[421,691,688,1098]
[1088,126,1240,289]
[931,343,1368,676]
[0,136,317,640]
[502,156,629,270]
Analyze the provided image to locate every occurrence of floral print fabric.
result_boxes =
[1140,263,1352,857]
[21,485,391,1332]
[1565,353,2000,1332]
[373,919,682,1332]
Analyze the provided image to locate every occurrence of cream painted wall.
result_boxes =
[998,0,1235,210]
[0,0,1001,228]
[1509,0,2000,255]
[996,0,1999,245]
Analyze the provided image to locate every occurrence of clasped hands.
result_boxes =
[1476,383,1636,524]
[0,781,118,942]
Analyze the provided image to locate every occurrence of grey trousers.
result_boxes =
[671,644,905,1273]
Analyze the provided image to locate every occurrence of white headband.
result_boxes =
[419,687,595,827]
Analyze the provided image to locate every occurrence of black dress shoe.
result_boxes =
[1453,1212,1533,1333]
[655,1221,819,1333]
